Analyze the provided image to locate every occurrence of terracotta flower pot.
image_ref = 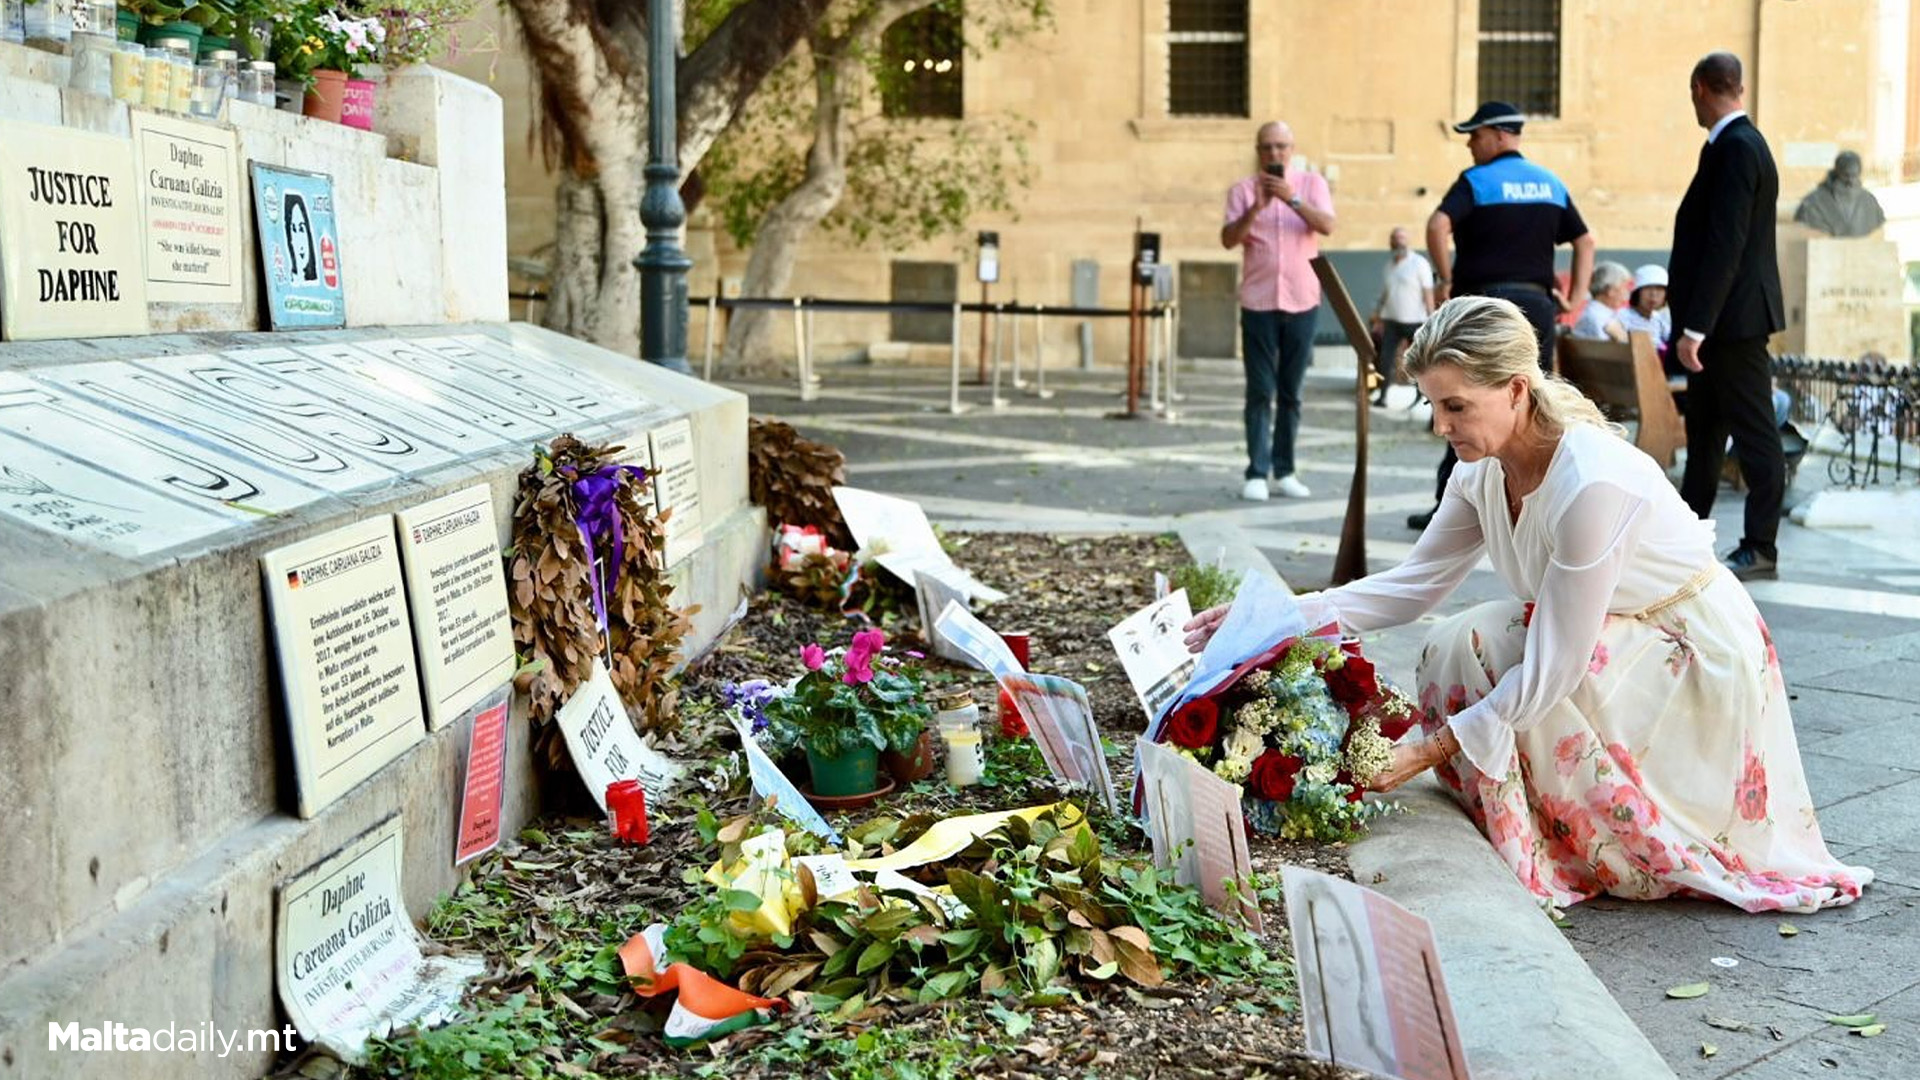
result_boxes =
[340,78,377,131]
[302,69,349,123]
[881,730,937,785]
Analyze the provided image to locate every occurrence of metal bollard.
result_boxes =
[702,295,719,381]
[990,306,1008,409]
[1033,309,1053,399]
[1010,309,1026,389]
[1159,299,1175,401]
[1148,307,1163,412]
[792,299,815,402]
[948,301,966,414]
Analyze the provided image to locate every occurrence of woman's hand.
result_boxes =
[1182,604,1230,653]
[1369,730,1460,792]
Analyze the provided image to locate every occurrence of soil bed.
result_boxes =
[340,533,1372,1080]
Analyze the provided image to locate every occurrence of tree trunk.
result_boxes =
[720,1,928,376]
[508,0,838,355]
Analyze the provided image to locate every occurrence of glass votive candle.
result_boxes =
[110,39,144,103]
[167,49,194,115]
[188,59,224,118]
[67,32,115,97]
[142,47,173,110]
[244,60,277,107]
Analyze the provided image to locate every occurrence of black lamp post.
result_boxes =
[634,0,694,375]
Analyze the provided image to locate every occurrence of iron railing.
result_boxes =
[1774,355,1920,486]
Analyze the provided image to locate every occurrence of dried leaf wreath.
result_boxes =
[747,417,854,550]
[509,434,697,772]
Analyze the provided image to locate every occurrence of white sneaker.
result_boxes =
[1239,478,1270,501]
[1273,474,1312,498]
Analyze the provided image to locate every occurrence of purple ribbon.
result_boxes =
[569,464,648,634]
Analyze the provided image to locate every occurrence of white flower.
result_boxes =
[1303,761,1338,785]
[1214,755,1252,784]
[1224,725,1264,765]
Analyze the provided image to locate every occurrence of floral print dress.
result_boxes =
[1303,425,1869,913]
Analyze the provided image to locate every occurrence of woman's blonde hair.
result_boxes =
[1403,295,1617,437]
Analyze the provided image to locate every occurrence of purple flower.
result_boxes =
[801,643,826,670]
[906,650,925,659]
[842,652,875,685]
[720,679,777,733]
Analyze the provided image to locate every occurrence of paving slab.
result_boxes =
[734,354,1920,1078]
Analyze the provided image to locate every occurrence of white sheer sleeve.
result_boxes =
[1299,473,1487,634]
[1447,481,1650,779]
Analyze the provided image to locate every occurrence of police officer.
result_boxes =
[1408,101,1596,530]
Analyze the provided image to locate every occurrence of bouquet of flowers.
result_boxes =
[1157,633,1418,842]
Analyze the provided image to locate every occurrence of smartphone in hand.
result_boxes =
[1263,162,1286,178]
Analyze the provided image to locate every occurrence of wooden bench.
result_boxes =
[1555,331,1686,468]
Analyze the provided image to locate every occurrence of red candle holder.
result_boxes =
[606,780,650,845]
[998,631,1031,738]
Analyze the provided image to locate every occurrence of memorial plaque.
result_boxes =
[1135,738,1260,929]
[646,418,703,567]
[455,691,511,866]
[251,163,345,330]
[261,516,426,818]
[395,485,514,730]
[37,360,399,494]
[131,112,242,304]
[439,332,656,420]
[0,370,319,521]
[277,815,484,1060]
[227,344,510,458]
[0,422,231,555]
[406,336,602,423]
[348,338,560,439]
[0,118,150,340]
[134,350,465,473]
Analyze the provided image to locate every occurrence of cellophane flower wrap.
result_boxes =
[1155,631,1418,842]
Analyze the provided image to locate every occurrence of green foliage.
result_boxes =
[979,733,1048,788]
[700,0,1051,254]
[363,995,597,1080]
[660,806,1287,1012]
[1169,562,1239,612]
[691,1023,991,1080]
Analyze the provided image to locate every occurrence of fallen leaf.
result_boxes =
[1667,982,1711,999]
[1777,922,1799,937]
[1855,1024,1887,1038]
[1701,1043,1718,1059]
[1706,1016,1753,1033]
[1826,1013,1878,1028]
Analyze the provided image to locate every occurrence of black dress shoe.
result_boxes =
[1407,507,1437,531]
[1723,546,1778,581]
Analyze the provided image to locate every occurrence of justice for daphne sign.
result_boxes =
[0,118,150,341]
[250,162,345,330]
[132,112,242,304]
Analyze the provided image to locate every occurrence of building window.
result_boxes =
[1168,0,1247,117]
[1478,0,1561,118]
[881,6,964,119]
[889,261,958,343]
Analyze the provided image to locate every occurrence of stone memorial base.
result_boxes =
[1775,229,1909,361]
[0,324,765,1079]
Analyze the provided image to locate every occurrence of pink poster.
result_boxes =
[455,695,511,865]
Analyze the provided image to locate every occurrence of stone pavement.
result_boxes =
[721,352,1920,1078]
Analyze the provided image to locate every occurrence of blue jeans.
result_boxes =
[1241,306,1318,480]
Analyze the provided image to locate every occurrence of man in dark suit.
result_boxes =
[1669,51,1787,581]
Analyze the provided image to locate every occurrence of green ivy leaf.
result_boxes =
[721,888,764,913]
[1666,982,1711,999]
[1826,1014,1878,1028]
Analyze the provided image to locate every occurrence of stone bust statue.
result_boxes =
[1794,151,1886,237]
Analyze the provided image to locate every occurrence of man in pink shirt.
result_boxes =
[1222,120,1337,501]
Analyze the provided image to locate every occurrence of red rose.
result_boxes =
[1324,654,1380,711]
[1249,750,1304,802]
[1167,698,1220,749]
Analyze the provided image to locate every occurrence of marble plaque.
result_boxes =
[131,112,243,304]
[395,485,515,730]
[646,418,703,567]
[261,516,426,818]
